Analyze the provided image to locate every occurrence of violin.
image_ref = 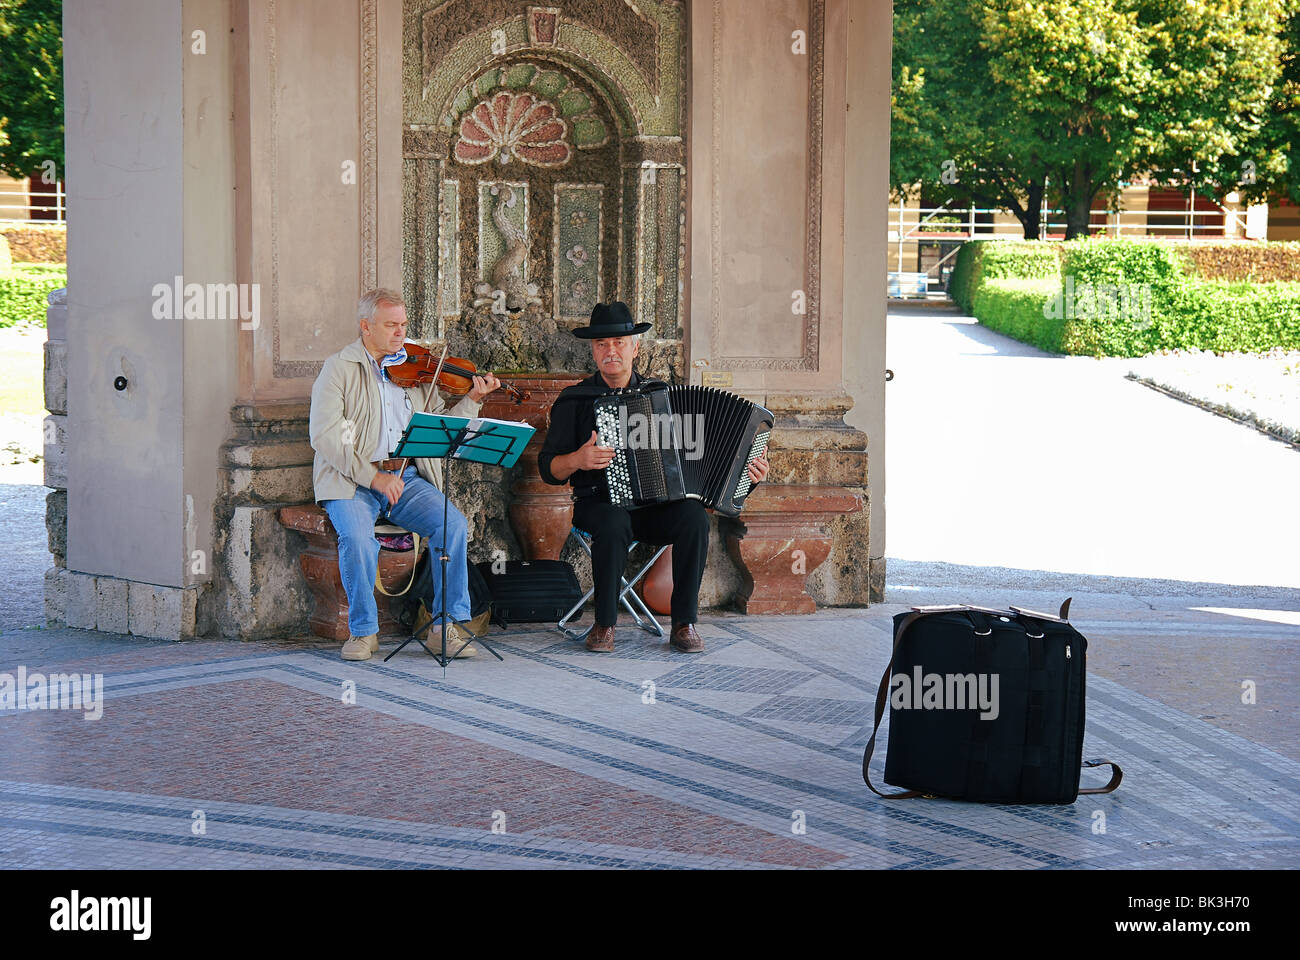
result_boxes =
[386,341,529,404]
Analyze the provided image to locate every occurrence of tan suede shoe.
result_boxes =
[415,607,477,657]
[342,634,376,661]
[445,622,478,659]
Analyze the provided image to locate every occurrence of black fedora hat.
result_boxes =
[572,301,652,339]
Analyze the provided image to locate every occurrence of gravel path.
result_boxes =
[0,471,50,629]
[887,307,1300,588]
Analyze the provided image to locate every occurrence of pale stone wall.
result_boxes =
[50,0,894,639]
[689,0,881,603]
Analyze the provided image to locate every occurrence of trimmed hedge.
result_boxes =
[0,225,66,264]
[1167,280,1300,353]
[1059,239,1188,291]
[961,238,1300,356]
[1175,240,1300,283]
[949,240,1060,313]
[971,278,1065,352]
[0,263,66,328]
[973,275,1300,358]
[1057,280,1300,357]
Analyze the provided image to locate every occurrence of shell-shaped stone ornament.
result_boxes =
[454,91,571,168]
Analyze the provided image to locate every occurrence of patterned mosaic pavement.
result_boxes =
[3,587,1297,870]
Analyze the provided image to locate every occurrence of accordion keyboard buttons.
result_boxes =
[595,404,633,505]
[733,430,770,500]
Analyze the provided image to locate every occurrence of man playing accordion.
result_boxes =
[538,302,769,654]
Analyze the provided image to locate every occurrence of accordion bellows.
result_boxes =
[593,384,773,517]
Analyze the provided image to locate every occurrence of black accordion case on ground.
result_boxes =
[862,600,1123,804]
[474,559,582,627]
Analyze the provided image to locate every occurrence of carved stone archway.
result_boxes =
[401,1,687,361]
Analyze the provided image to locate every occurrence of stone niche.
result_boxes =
[399,0,690,580]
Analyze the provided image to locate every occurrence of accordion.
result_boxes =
[592,384,773,518]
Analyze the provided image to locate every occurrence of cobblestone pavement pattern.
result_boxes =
[2,579,1296,869]
[2,310,1296,868]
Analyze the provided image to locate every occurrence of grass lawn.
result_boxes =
[0,262,66,331]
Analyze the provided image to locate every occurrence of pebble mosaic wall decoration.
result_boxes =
[438,179,460,318]
[475,181,542,313]
[527,5,559,46]
[404,0,685,355]
[553,184,603,320]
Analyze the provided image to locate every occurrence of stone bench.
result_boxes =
[277,505,422,641]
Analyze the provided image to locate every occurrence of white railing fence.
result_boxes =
[887,198,1253,297]
[0,180,67,223]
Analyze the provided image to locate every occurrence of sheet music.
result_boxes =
[450,417,534,459]
[397,412,534,467]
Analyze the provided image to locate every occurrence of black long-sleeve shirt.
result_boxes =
[538,370,660,499]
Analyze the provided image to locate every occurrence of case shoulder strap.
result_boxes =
[1079,758,1124,795]
[862,611,927,798]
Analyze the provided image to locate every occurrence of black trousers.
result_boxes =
[571,497,710,628]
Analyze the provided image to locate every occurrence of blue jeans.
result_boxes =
[322,465,470,637]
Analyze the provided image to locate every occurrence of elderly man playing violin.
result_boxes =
[309,288,501,661]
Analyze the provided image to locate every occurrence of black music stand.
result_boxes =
[382,413,533,667]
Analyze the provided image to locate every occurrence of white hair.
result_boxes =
[357,288,406,328]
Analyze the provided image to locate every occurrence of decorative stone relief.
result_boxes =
[527,6,559,45]
[454,90,572,167]
[448,63,610,151]
[475,181,542,313]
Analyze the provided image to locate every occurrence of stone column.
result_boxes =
[203,0,406,639]
[42,288,67,623]
[686,0,879,609]
[763,392,875,605]
[61,0,204,638]
[843,0,894,602]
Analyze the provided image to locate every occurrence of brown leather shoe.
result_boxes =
[669,623,704,653]
[585,624,615,652]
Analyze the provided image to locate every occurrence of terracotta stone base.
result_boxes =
[722,484,864,615]
[482,374,581,561]
[278,505,422,642]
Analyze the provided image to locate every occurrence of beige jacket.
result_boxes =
[309,338,482,503]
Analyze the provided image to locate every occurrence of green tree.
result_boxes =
[893,0,1291,239]
[1207,0,1300,207]
[892,0,1052,239]
[0,0,63,181]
